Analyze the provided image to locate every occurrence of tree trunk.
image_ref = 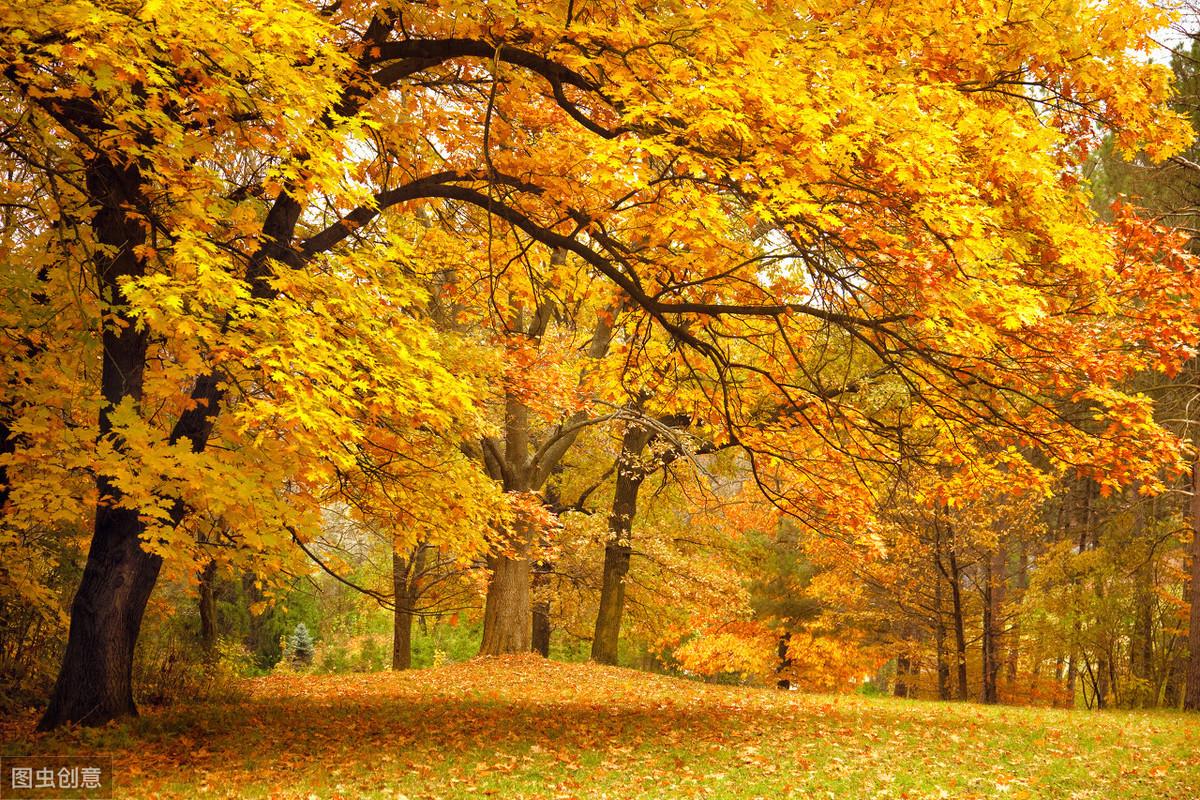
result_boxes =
[1005,541,1027,687]
[982,547,1003,704]
[480,538,533,654]
[776,632,793,689]
[1066,653,1078,705]
[198,560,218,653]
[948,547,969,700]
[39,155,159,730]
[1095,655,1110,709]
[894,652,910,699]
[934,570,950,701]
[1184,450,1200,710]
[480,394,537,656]
[392,545,427,670]
[591,424,652,665]
[982,577,996,703]
[477,296,613,656]
[531,471,561,658]
[531,562,551,658]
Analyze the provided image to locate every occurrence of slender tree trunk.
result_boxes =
[894,652,910,699]
[935,571,950,701]
[1095,655,1110,709]
[1184,450,1200,710]
[39,155,160,730]
[0,267,49,526]
[592,423,652,665]
[1005,542,1026,687]
[531,560,551,657]
[392,544,427,670]
[982,571,997,704]
[198,560,218,653]
[531,471,562,658]
[1066,653,1078,705]
[776,632,793,689]
[241,573,270,666]
[982,547,1003,704]
[948,547,969,700]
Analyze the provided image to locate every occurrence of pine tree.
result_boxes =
[288,623,314,667]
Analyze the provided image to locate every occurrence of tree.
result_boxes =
[3,0,1197,728]
[287,623,315,667]
[1186,450,1200,708]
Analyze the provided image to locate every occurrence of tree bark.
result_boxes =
[477,292,613,656]
[934,567,951,701]
[1005,541,1026,687]
[894,652,911,698]
[591,423,653,665]
[948,546,969,700]
[38,155,160,730]
[981,546,1003,704]
[392,544,427,670]
[198,560,218,653]
[1184,450,1200,710]
[480,532,534,654]
[531,562,551,657]
[479,394,536,655]
[1066,653,1078,705]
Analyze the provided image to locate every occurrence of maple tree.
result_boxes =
[2,0,1200,731]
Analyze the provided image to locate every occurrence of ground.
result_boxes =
[2,656,1198,799]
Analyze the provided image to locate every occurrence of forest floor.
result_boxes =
[2,655,1198,799]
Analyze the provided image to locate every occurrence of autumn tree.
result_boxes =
[3,0,1199,729]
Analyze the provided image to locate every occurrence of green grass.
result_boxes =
[2,656,1197,798]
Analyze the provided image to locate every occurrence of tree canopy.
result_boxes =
[1,0,1199,728]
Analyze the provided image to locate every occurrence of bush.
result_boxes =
[354,635,385,672]
[134,630,252,707]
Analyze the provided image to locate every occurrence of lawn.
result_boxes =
[2,656,1197,799]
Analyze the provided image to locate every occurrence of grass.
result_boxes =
[2,655,1198,799]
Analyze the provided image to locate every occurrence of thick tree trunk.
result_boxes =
[39,155,159,730]
[198,560,218,653]
[480,395,536,656]
[39,142,302,728]
[591,423,652,665]
[1184,451,1200,710]
[39,504,162,729]
[477,296,613,656]
[592,542,632,664]
[480,541,533,654]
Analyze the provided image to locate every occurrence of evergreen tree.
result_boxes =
[288,623,314,667]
